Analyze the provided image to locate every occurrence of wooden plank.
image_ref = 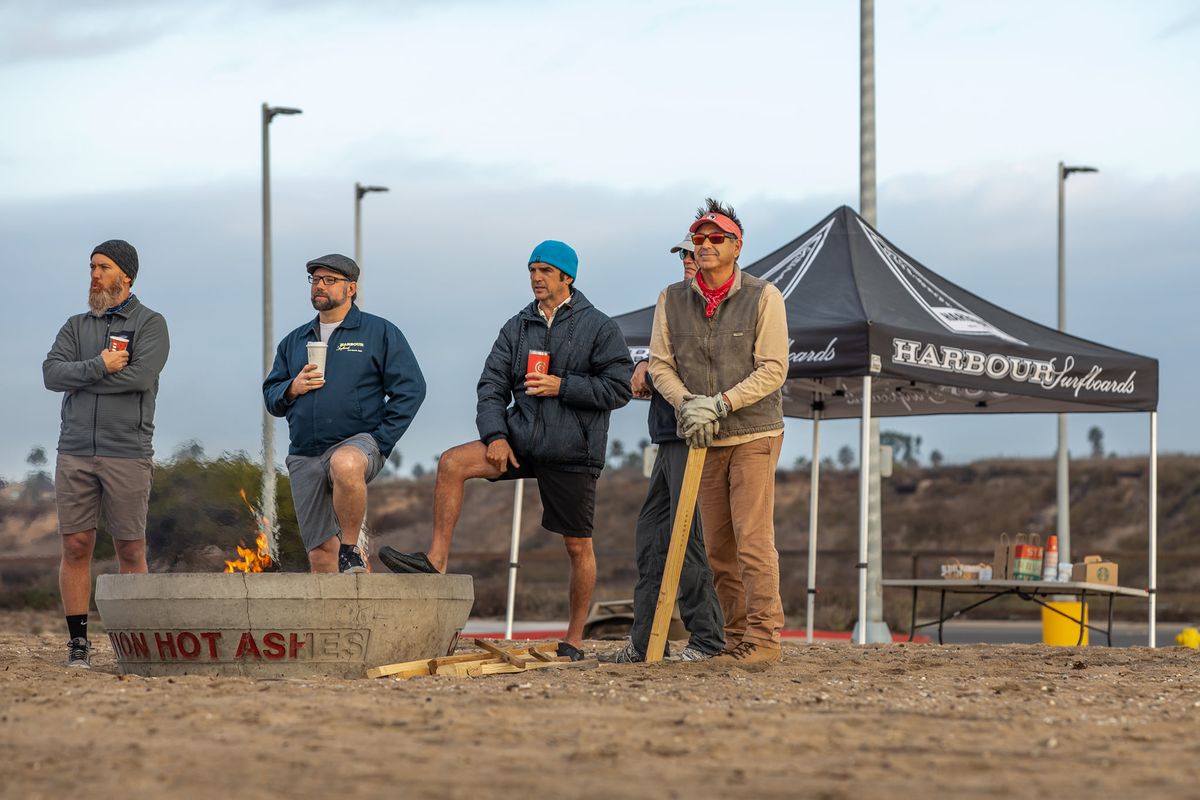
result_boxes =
[367,658,434,679]
[466,660,563,677]
[473,638,525,668]
[646,446,707,663]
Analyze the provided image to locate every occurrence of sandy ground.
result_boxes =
[1,610,1198,800]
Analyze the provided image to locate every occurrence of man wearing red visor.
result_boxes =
[648,199,788,665]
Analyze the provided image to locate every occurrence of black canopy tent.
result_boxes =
[614,206,1161,644]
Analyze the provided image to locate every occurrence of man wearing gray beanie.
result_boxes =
[42,239,170,669]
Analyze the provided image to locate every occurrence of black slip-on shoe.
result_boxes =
[556,641,586,662]
[378,546,439,574]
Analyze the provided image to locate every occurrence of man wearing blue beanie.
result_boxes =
[381,240,633,662]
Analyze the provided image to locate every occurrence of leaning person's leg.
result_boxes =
[429,441,505,571]
[698,446,747,647]
[727,435,785,650]
[627,451,673,656]
[325,434,383,549]
[286,454,341,574]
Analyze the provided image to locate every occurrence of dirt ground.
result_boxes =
[1,611,1198,800]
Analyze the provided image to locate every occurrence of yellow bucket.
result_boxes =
[1042,601,1088,646]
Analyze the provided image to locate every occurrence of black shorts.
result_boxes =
[490,456,597,538]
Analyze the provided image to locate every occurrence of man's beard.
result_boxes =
[88,282,124,315]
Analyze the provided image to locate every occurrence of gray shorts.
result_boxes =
[286,433,384,551]
[55,453,154,540]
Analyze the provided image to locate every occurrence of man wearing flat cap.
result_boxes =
[379,240,633,662]
[264,254,426,573]
[43,239,170,669]
[649,199,789,666]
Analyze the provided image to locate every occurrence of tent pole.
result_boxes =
[503,478,524,640]
[857,377,872,646]
[806,407,822,644]
[1148,413,1158,648]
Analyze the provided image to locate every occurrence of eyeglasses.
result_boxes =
[690,232,736,246]
[677,250,694,262]
[308,275,350,287]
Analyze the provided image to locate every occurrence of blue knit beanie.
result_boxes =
[528,240,578,279]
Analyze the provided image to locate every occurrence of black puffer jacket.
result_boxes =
[476,291,633,475]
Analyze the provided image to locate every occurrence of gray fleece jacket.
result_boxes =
[42,295,170,459]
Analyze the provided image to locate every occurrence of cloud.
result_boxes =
[4,160,1197,483]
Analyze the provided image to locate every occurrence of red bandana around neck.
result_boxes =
[695,271,735,318]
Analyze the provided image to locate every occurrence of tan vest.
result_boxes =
[663,269,784,440]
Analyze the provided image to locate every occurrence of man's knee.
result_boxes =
[329,447,367,486]
[114,538,146,563]
[563,536,594,559]
[437,442,484,479]
[61,532,96,562]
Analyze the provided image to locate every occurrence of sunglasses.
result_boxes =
[677,249,695,261]
[690,232,736,246]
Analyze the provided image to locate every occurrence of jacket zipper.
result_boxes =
[94,317,113,455]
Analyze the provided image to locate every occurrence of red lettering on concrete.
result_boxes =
[200,631,222,660]
[131,632,150,659]
[117,632,133,657]
[155,632,177,659]
[234,632,261,659]
[177,631,201,660]
[262,632,286,661]
[108,633,122,655]
[289,633,306,659]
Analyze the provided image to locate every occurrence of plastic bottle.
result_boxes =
[1042,534,1059,581]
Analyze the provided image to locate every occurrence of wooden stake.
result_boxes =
[645,446,707,663]
[474,638,525,667]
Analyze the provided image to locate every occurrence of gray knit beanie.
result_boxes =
[91,239,139,282]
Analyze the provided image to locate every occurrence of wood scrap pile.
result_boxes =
[367,639,572,680]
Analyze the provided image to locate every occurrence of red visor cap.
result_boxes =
[688,212,742,239]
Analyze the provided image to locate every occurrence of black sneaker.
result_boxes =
[378,547,439,574]
[66,637,91,669]
[339,544,367,574]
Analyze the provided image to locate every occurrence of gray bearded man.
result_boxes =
[43,239,170,669]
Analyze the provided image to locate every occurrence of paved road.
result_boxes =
[467,618,1197,648]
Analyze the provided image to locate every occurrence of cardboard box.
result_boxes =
[1071,555,1118,586]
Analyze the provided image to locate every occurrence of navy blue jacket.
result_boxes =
[263,304,425,458]
[476,291,633,475]
[639,359,681,445]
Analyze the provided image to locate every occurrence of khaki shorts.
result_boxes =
[55,453,154,540]
[286,433,385,551]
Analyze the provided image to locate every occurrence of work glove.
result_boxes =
[679,393,729,432]
[684,419,719,449]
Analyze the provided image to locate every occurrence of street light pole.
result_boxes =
[353,182,389,307]
[261,102,302,558]
[853,0,891,645]
[1056,161,1097,566]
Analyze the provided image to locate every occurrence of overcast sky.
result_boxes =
[3,0,1198,482]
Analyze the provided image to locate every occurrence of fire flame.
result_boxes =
[224,488,275,573]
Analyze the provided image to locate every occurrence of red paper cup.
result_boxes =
[109,336,130,352]
[527,350,549,375]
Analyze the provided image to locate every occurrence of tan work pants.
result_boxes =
[698,434,785,649]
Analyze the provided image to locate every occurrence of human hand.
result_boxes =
[631,361,651,399]
[486,439,520,473]
[525,372,562,397]
[100,349,130,373]
[679,393,727,430]
[684,419,719,449]
[286,363,324,401]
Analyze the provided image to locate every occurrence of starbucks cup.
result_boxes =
[306,342,328,381]
[527,350,550,375]
[109,335,130,352]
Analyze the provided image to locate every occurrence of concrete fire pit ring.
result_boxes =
[95,573,473,679]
